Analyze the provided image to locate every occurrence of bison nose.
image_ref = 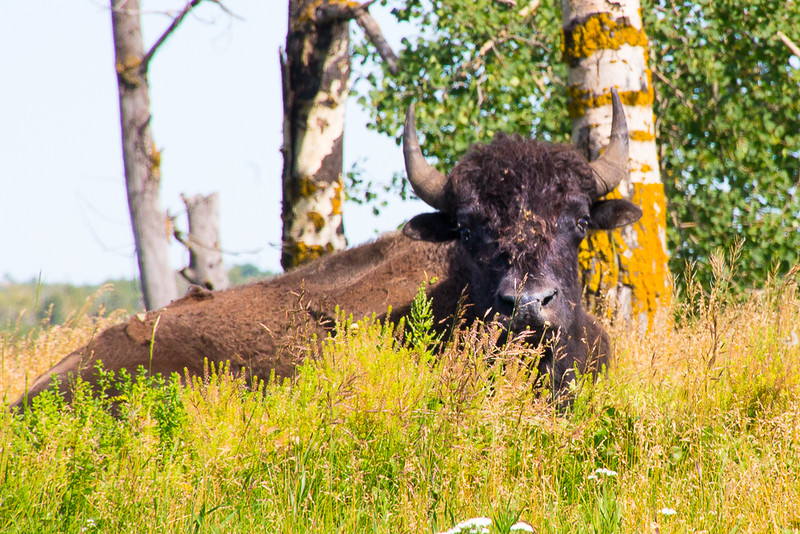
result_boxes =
[519,287,558,309]
[495,287,558,317]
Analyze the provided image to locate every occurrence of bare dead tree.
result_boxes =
[111,0,225,309]
[175,193,230,291]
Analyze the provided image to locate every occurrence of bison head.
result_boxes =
[401,89,642,348]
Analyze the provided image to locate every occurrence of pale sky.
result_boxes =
[0,0,422,285]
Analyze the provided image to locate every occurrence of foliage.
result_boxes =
[353,0,800,291]
[354,0,570,172]
[645,0,800,289]
[2,271,800,532]
[344,158,413,216]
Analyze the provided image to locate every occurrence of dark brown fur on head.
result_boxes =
[448,133,596,266]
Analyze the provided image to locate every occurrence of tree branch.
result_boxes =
[777,30,800,58]
[208,0,243,20]
[653,69,696,112]
[141,0,203,72]
[354,9,398,74]
[315,1,398,74]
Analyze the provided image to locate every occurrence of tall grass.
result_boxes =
[0,288,128,405]
[1,262,799,533]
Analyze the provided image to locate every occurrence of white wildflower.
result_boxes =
[510,521,535,532]
[436,516,492,534]
[589,467,618,480]
[658,507,677,516]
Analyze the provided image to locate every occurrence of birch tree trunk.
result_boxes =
[111,0,178,310]
[281,0,350,270]
[562,0,670,330]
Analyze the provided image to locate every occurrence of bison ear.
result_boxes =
[589,199,643,230]
[402,212,459,242]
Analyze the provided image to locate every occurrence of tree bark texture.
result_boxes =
[111,0,178,310]
[281,0,351,270]
[179,193,230,291]
[562,0,670,330]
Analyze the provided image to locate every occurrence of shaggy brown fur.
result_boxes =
[12,233,469,408]
[13,122,641,409]
[449,134,597,266]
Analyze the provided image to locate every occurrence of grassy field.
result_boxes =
[0,279,143,333]
[0,264,273,333]
[1,266,799,533]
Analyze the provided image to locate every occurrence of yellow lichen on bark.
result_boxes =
[563,12,648,62]
[116,54,143,87]
[307,211,326,231]
[149,142,162,181]
[567,84,654,118]
[579,183,670,327]
[299,176,320,197]
[297,0,362,28]
[626,183,671,324]
[330,179,343,216]
[298,0,327,27]
[630,130,655,142]
[116,54,141,72]
[284,240,337,269]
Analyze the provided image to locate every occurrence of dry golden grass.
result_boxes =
[0,288,128,403]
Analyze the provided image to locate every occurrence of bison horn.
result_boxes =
[589,87,630,198]
[403,104,451,212]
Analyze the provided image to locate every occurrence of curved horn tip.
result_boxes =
[403,104,422,155]
[404,103,416,132]
[402,104,451,212]
[609,87,628,140]
[589,86,630,197]
[610,87,622,111]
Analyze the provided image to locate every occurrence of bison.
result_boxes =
[11,89,641,409]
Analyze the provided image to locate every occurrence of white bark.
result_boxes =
[281,0,350,269]
[561,0,641,26]
[563,0,670,329]
[295,78,348,178]
[566,44,649,94]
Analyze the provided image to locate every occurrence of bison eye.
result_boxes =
[459,226,472,243]
[576,215,590,234]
